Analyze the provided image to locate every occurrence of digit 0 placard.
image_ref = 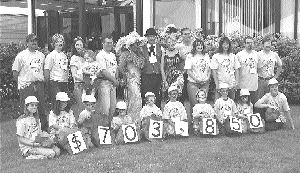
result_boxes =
[247,113,263,129]
[229,117,243,133]
[149,119,163,138]
[67,131,87,154]
[202,118,217,135]
[98,126,112,145]
[122,124,138,143]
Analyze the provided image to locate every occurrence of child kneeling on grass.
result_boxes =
[48,92,93,154]
[140,92,163,141]
[16,96,60,159]
[214,83,242,135]
[192,89,219,136]
[162,86,188,138]
[111,101,141,145]
[254,78,295,131]
[77,94,110,147]
[236,89,265,133]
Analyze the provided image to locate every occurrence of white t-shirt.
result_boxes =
[257,92,290,112]
[257,50,282,78]
[140,105,162,119]
[44,50,68,82]
[236,49,259,91]
[70,55,85,82]
[12,49,45,89]
[184,53,211,82]
[48,110,76,131]
[96,50,117,83]
[214,98,238,123]
[162,101,187,121]
[192,103,215,119]
[211,53,241,88]
[16,115,42,154]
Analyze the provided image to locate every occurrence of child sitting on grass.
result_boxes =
[254,78,295,131]
[16,96,60,159]
[111,101,141,145]
[77,95,110,147]
[192,89,219,136]
[162,86,188,138]
[214,83,239,135]
[140,92,163,141]
[48,92,92,153]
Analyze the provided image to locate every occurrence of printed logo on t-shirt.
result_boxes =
[27,119,39,139]
[169,107,180,118]
[29,58,42,73]
[261,58,274,74]
[56,57,68,71]
[221,58,232,74]
[220,104,232,118]
[195,59,207,73]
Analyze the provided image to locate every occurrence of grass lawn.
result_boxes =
[1,106,300,173]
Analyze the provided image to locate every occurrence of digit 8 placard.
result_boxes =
[202,118,217,135]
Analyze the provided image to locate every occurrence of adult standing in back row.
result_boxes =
[12,33,48,131]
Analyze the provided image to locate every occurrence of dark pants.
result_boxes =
[19,81,48,131]
[48,80,69,107]
[141,73,162,108]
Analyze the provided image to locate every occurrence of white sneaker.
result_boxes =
[26,154,47,160]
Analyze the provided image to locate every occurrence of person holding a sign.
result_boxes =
[140,92,163,141]
[214,83,239,135]
[111,101,140,144]
[192,90,219,135]
[162,86,188,137]
[16,96,60,159]
[254,78,295,130]
[77,95,107,148]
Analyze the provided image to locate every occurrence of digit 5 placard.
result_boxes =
[229,116,243,133]
[149,119,163,138]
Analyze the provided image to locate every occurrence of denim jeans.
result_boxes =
[19,81,48,131]
[96,81,116,120]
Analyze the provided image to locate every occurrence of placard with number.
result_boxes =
[247,113,263,129]
[122,124,138,143]
[67,131,87,154]
[175,120,189,136]
[98,126,112,145]
[229,117,243,133]
[149,119,163,138]
[202,118,217,135]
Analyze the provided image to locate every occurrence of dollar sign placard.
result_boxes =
[67,131,87,154]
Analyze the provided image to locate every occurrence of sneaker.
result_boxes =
[26,154,47,159]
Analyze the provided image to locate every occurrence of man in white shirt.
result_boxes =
[257,38,282,100]
[96,35,119,119]
[12,33,48,131]
[236,36,259,103]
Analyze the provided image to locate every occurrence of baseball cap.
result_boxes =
[56,92,70,101]
[168,85,178,93]
[145,92,155,97]
[116,101,127,110]
[240,89,250,96]
[25,96,39,104]
[219,83,229,89]
[26,33,38,42]
[268,78,278,85]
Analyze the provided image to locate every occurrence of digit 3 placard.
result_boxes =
[202,118,217,135]
[122,124,139,143]
[67,131,87,154]
[98,126,112,145]
[149,119,163,138]
[247,113,263,129]
[229,116,243,133]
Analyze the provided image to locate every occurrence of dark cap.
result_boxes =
[144,28,157,37]
[26,33,38,42]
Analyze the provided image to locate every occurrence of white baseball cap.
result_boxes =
[56,92,70,101]
[240,89,250,96]
[168,85,178,93]
[268,78,278,85]
[82,95,96,103]
[25,96,39,104]
[145,92,155,97]
[219,83,229,89]
[116,101,127,110]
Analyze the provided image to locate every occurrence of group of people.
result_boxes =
[13,26,295,159]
